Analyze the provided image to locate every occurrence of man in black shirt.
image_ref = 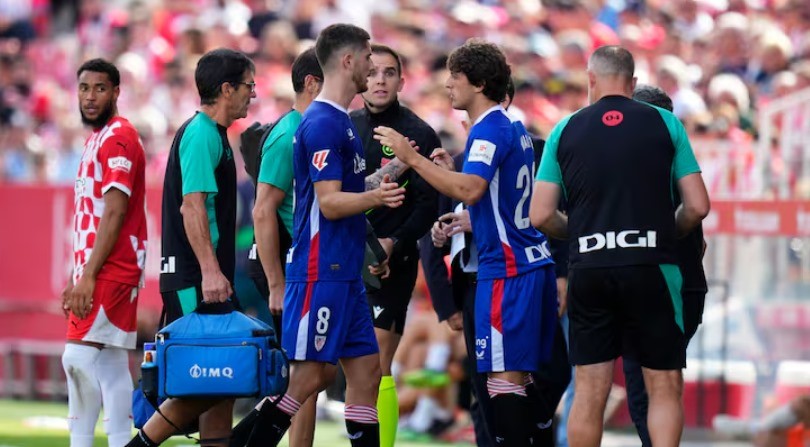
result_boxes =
[530,46,710,447]
[127,49,256,447]
[350,43,439,447]
[622,83,709,447]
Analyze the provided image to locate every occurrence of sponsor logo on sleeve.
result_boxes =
[468,139,496,165]
[108,156,133,172]
[312,150,330,171]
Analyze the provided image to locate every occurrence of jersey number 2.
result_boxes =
[514,165,531,229]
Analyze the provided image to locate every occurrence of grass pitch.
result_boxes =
[0,399,467,446]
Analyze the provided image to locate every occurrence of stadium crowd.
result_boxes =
[2,1,809,446]
[1,0,809,187]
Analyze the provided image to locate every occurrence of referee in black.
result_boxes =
[350,43,439,445]
[529,46,710,447]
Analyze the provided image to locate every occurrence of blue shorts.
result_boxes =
[475,266,557,373]
[283,279,378,364]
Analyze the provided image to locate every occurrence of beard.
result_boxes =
[80,99,115,129]
[353,70,369,94]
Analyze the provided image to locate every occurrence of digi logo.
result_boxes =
[312,150,330,171]
[602,110,624,127]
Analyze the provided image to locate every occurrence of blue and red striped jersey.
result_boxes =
[462,106,554,280]
[286,99,367,282]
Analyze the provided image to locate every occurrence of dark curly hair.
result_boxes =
[77,58,120,86]
[447,39,511,103]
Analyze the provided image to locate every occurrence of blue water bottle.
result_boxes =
[141,342,158,402]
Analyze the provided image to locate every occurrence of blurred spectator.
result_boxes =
[0,0,806,200]
[655,54,707,121]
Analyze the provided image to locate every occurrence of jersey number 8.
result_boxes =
[316,307,331,335]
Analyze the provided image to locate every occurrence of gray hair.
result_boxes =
[588,45,635,80]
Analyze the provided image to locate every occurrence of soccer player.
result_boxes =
[126,48,256,447]
[621,84,709,447]
[62,58,147,447]
[350,43,439,447]
[242,24,405,447]
[241,47,324,447]
[375,39,559,446]
[426,79,571,447]
[530,46,710,447]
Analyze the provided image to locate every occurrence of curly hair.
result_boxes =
[447,39,511,103]
[77,58,120,86]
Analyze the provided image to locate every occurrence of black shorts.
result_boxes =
[160,285,237,329]
[366,254,419,335]
[567,265,686,370]
[683,289,707,344]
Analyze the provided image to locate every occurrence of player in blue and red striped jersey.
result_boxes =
[241,23,405,447]
[375,39,558,447]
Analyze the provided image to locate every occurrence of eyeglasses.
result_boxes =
[233,81,256,93]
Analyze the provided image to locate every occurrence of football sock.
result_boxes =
[488,378,533,446]
[377,376,398,447]
[124,430,158,447]
[229,408,259,447]
[62,344,102,447]
[245,395,300,447]
[346,405,380,447]
[524,375,555,446]
[97,348,134,447]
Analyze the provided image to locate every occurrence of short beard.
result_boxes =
[80,100,115,129]
[354,72,369,94]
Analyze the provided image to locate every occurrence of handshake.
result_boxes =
[431,209,472,247]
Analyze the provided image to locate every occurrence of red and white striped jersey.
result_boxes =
[73,116,147,286]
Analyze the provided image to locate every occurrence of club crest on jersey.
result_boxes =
[347,128,355,140]
[468,139,495,165]
[312,150,330,171]
[314,335,327,352]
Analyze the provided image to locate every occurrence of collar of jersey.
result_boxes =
[314,97,349,115]
[473,105,506,125]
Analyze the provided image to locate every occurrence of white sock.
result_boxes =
[756,404,799,432]
[62,344,103,447]
[97,348,134,447]
[391,361,402,380]
[424,343,451,372]
[409,396,439,432]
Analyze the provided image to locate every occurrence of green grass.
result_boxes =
[0,399,468,446]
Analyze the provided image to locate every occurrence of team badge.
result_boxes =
[381,145,394,157]
[314,335,327,352]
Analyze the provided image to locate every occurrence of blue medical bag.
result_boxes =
[153,311,288,399]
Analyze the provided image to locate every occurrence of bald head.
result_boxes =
[588,46,635,80]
